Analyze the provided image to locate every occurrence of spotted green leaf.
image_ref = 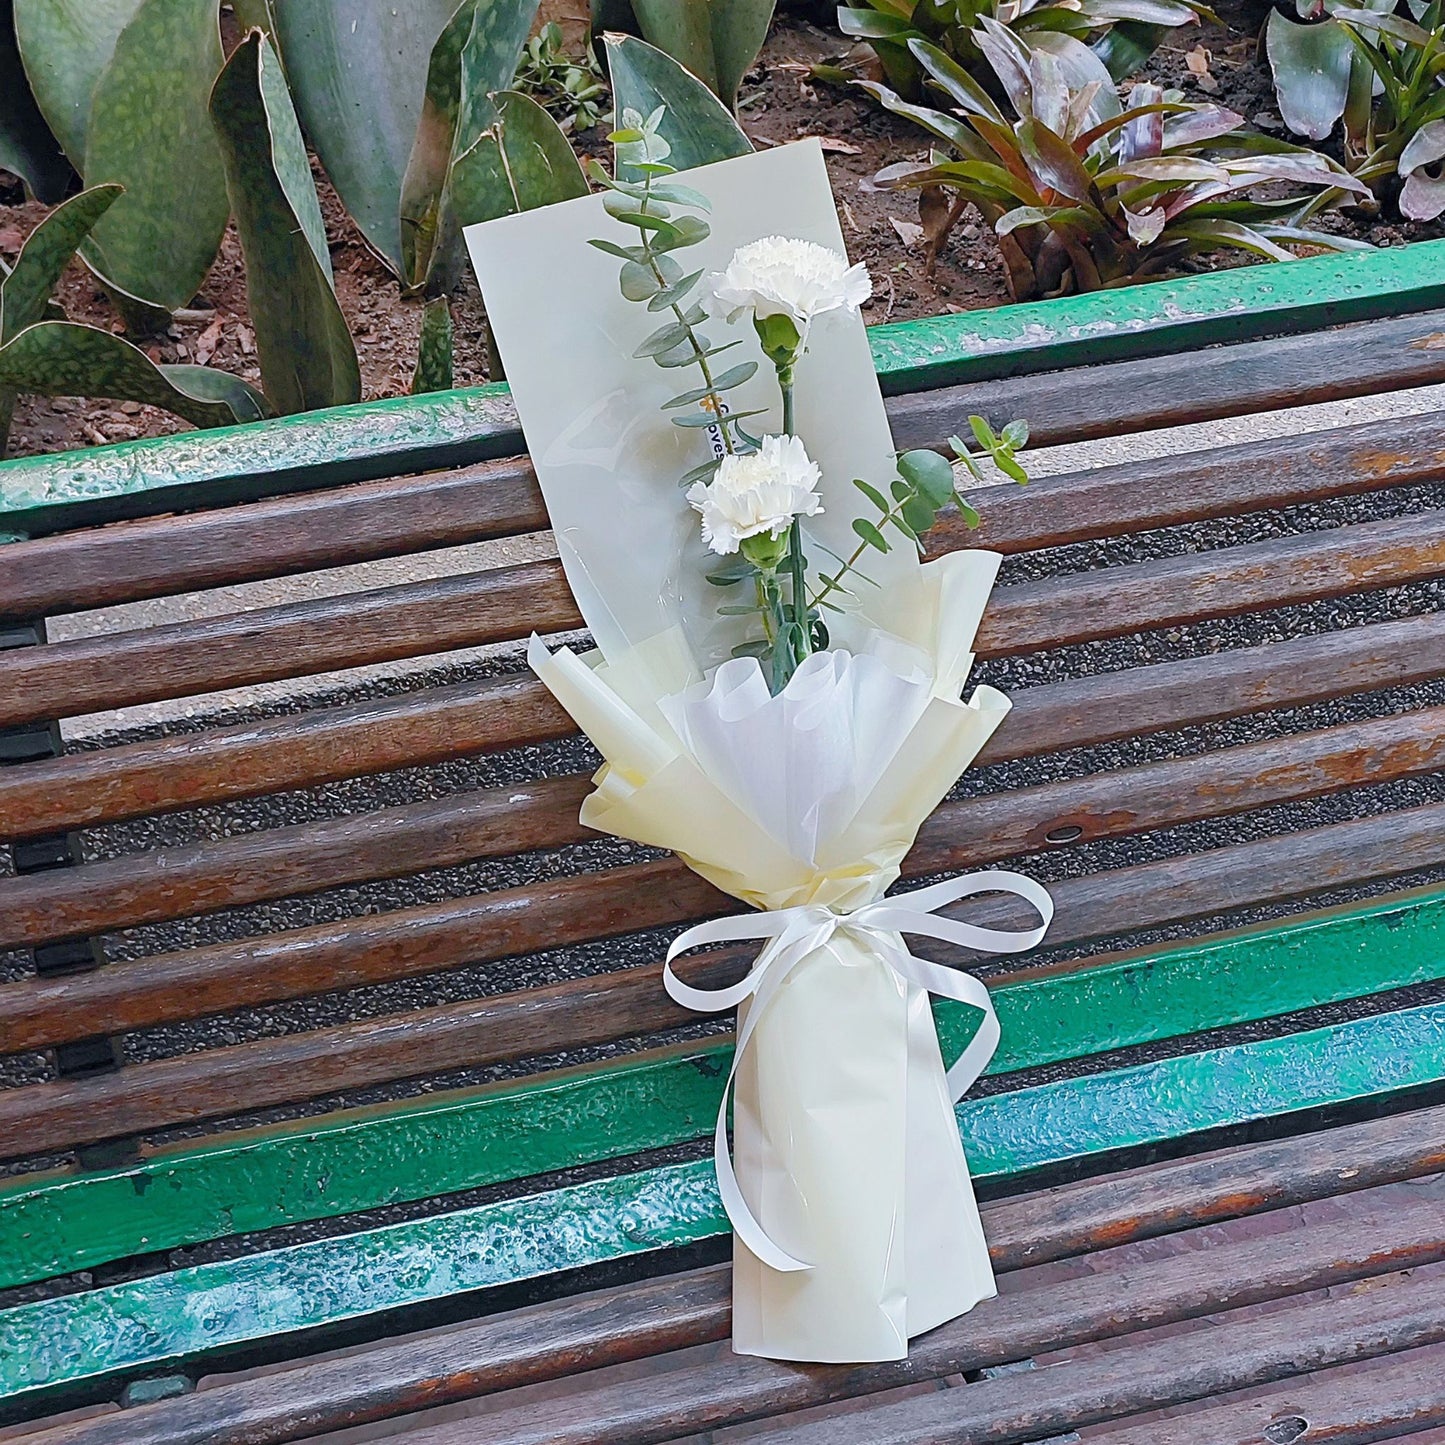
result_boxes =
[78,0,229,317]
[0,0,72,201]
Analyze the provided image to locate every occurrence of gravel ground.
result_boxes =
[2,388,1443,1314]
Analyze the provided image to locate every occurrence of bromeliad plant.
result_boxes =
[838,0,1211,94]
[590,108,1027,692]
[1333,2,1445,218]
[866,29,1373,300]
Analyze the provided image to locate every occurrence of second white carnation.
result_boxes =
[687,434,824,556]
[711,236,872,331]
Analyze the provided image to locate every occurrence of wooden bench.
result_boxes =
[2,238,1445,1442]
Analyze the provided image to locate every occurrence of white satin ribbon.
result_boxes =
[663,870,1054,1273]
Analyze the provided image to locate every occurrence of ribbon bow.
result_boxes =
[664,870,1054,1273]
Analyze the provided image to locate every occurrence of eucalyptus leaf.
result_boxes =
[636,319,690,356]
[210,30,360,415]
[588,237,649,261]
[653,213,712,250]
[605,33,751,181]
[852,517,890,552]
[619,259,662,300]
[12,0,142,168]
[897,447,956,506]
[853,478,891,513]
[79,0,229,316]
[273,0,458,274]
[0,0,72,201]
[684,457,724,488]
[673,405,768,427]
[646,267,705,310]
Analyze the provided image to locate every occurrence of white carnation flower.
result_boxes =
[710,236,872,331]
[687,434,824,556]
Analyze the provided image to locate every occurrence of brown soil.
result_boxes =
[0,4,1440,460]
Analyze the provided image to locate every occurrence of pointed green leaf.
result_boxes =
[653,213,711,251]
[12,0,143,168]
[627,0,718,95]
[1265,11,1353,141]
[708,0,774,112]
[673,405,767,427]
[588,237,649,262]
[0,0,73,202]
[854,477,891,513]
[683,457,724,488]
[210,30,360,415]
[852,517,890,552]
[605,34,751,181]
[646,267,705,310]
[400,0,540,291]
[661,359,757,406]
[79,0,229,315]
[636,319,690,356]
[271,0,456,275]
[411,296,454,394]
[0,319,267,424]
[1,184,120,344]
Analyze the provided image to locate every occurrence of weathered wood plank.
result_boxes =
[3,1015,1444,1415]
[751,1265,1445,1444]
[1087,1342,1445,1444]
[3,403,1441,627]
[0,774,595,949]
[365,1188,1445,1445]
[3,702,1440,1017]
[0,796,1441,1159]
[4,887,1441,1289]
[5,608,1440,843]
[890,305,1445,450]
[4,242,1443,538]
[17,1104,1445,1445]
[1,506,1441,729]
[0,458,549,623]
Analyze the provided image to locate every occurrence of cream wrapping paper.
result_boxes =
[465,140,1051,1362]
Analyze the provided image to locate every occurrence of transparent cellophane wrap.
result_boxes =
[465,140,1029,1362]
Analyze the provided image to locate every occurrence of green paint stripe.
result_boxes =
[2,886,1442,1295]
[4,999,1442,1404]
[868,238,1445,392]
[4,240,1443,533]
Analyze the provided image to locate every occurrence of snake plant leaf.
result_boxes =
[0,184,121,344]
[452,89,588,226]
[411,296,454,394]
[399,0,540,292]
[605,33,751,181]
[210,30,360,416]
[79,0,229,316]
[11,0,142,168]
[0,320,266,424]
[1265,9,1353,140]
[0,0,72,201]
[603,0,775,110]
[272,0,457,277]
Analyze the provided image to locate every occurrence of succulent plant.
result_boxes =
[866,29,1373,300]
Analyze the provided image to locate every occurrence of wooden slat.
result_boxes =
[0,774,594,950]
[365,1189,1445,1445]
[1089,1343,1445,1443]
[0,458,549,623]
[5,242,1443,540]
[5,886,1439,1291]
[3,700,1441,1017]
[890,305,1445,451]
[1,800,1440,1158]
[951,409,1445,554]
[4,403,1441,627]
[4,608,1441,843]
[751,1266,1445,1445]
[2,507,1442,730]
[14,1105,1445,1445]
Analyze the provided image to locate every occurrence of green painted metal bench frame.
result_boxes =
[2,239,1445,1421]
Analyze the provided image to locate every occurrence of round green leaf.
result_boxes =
[897,447,956,507]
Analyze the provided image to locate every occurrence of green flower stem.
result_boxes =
[778,369,811,680]
[630,177,740,457]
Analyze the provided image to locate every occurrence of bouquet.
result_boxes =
[466,128,1052,1364]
